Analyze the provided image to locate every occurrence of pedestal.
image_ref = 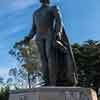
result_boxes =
[9,87,98,100]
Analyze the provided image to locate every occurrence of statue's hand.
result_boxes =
[52,32,61,48]
[23,36,31,45]
[56,40,68,54]
[57,32,62,40]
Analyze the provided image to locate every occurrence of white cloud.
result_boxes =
[0,23,29,41]
[0,67,9,78]
[0,0,38,17]
[11,0,38,10]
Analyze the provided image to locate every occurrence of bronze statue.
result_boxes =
[23,0,78,86]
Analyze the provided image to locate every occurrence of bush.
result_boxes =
[0,86,9,100]
[98,96,100,100]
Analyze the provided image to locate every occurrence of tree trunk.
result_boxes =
[28,72,31,88]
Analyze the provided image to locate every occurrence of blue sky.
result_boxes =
[0,0,100,77]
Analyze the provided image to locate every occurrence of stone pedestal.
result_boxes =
[9,87,98,100]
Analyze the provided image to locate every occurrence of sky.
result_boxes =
[0,0,100,78]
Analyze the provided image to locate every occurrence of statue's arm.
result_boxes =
[24,14,36,42]
[53,6,63,39]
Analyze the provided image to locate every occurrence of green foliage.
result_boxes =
[0,86,9,100]
[9,40,43,88]
[0,77,4,85]
[10,40,41,73]
[7,67,28,89]
[72,40,100,88]
[8,39,100,89]
[98,96,100,100]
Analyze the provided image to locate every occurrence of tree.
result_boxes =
[9,38,100,89]
[72,40,100,89]
[7,68,27,89]
[0,86,9,100]
[0,77,4,84]
[9,40,43,88]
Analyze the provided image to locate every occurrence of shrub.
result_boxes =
[0,86,9,100]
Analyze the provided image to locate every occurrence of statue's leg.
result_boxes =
[45,39,57,86]
[36,39,49,85]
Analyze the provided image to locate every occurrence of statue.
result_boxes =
[23,0,78,86]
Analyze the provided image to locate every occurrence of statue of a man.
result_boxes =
[24,0,78,86]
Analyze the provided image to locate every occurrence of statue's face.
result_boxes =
[40,0,50,4]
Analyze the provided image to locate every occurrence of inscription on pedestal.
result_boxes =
[19,95,26,100]
[9,87,98,100]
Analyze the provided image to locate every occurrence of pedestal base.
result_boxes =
[9,87,97,100]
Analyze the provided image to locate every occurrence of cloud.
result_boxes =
[0,0,37,42]
[0,23,29,41]
[0,0,37,71]
[0,0,38,18]
[0,67,10,78]
[11,0,38,10]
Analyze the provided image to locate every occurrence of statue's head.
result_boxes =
[40,0,50,4]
